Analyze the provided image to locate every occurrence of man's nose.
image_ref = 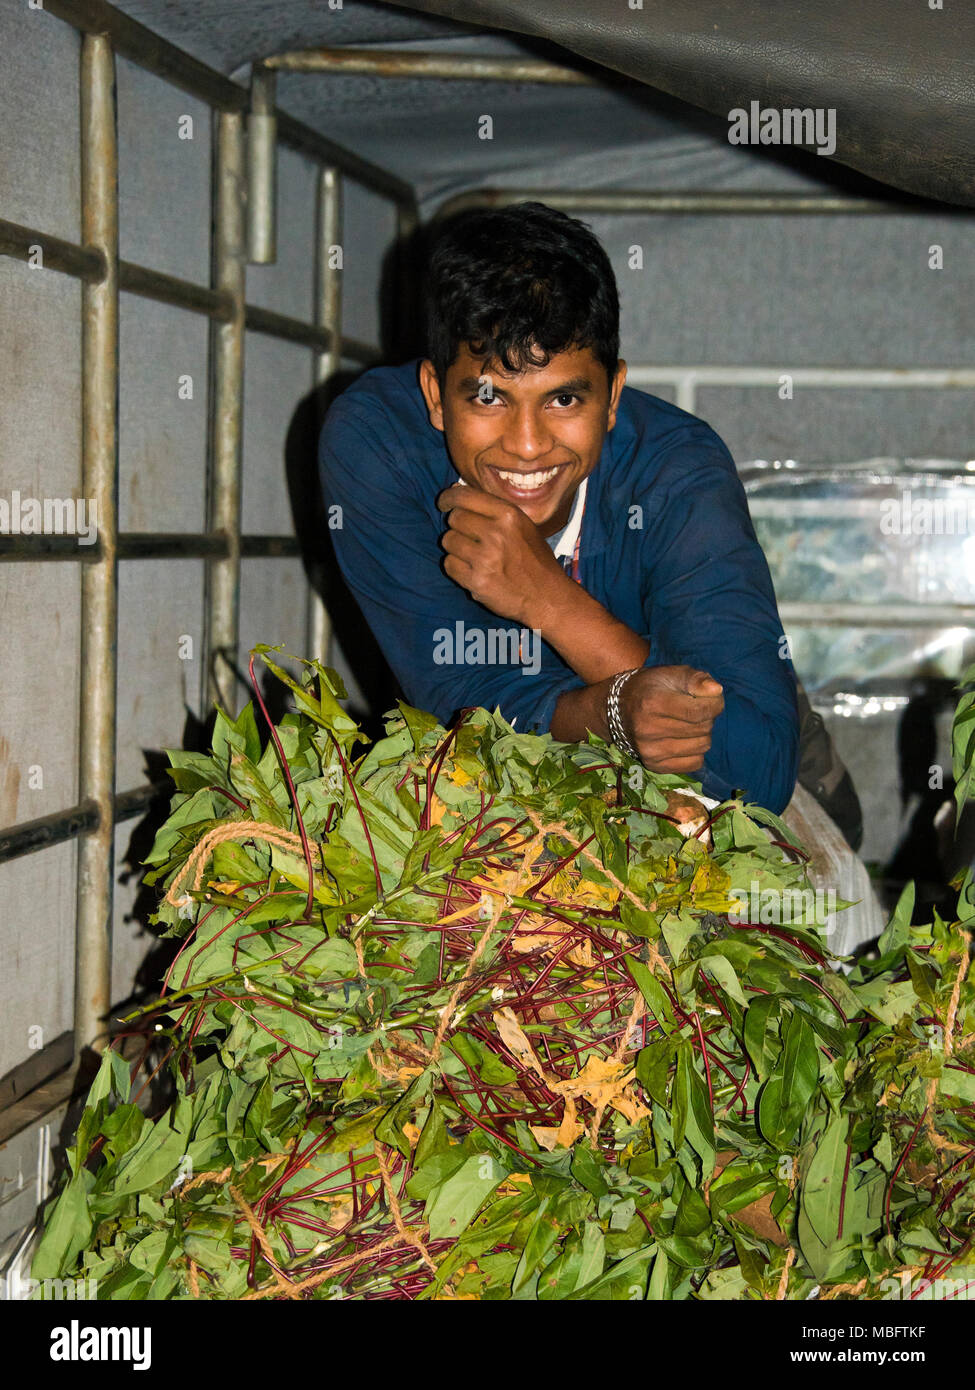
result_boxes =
[500,408,554,462]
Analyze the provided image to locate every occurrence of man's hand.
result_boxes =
[620,666,724,773]
[436,483,571,627]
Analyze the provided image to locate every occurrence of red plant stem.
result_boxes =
[730,921,826,966]
[797,971,848,1021]
[248,652,317,918]
[161,900,223,992]
[422,724,462,828]
[525,833,598,896]
[439,1076,541,1165]
[836,1143,852,1240]
[698,972,734,1027]
[327,728,383,897]
[937,1173,974,1218]
[208,783,249,813]
[885,1107,928,1235]
[691,1012,714,1108]
[768,837,809,862]
[724,1058,751,1115]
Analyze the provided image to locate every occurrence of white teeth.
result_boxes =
[497,467,559,491]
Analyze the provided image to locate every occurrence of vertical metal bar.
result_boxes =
[206,112,246,713]
[75,32,119,1059]
[306,165,343,667]
[246,66,277,264]
[676,373,696,414]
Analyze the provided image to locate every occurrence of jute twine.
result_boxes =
[925,931,972,1155]
[241,1227,434,1301]
[164,819,321,908]
[375,1142,437,1274]
[775,1246,796,1300]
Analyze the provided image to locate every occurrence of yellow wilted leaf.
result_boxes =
[529,1126,560,1151]
[610,1086,652,1125]
[493,1008,551,1084]
[531,1100,584,1151]
[321,1194,354,1229]
[496,1173,532,1195]
[256,1152,288,1175]
[437,890,491,926]
[402,1122,421,1146]
[551,1054,639,1111]
[447,764,473,787]
[209,879,242,895]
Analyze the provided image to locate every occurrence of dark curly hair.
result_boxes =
[422,201,620,389]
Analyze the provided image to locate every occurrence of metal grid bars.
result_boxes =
[0,0,417,1115]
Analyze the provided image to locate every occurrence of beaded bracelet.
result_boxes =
[606,668,640,761]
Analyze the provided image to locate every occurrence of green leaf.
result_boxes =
[940,1067,975,1103]
[321,1105,388,1154]
[660,911,697,965]
[626,958,674,1033]
[800,1114,849,1248]
[571,1244,655,1300]
[110,1121,188,1197]
[636,1036,677,1108]
[743,994,782,1081]
[31,1170,92,1279]
[758,1009,819,1149]
[424,1155,506,1240]
[877,881,915,956]
[698,950,747,1008]
[671,1041,715,1170]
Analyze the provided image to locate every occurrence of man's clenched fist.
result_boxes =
[436,482,570,626]
[620,666,724,774]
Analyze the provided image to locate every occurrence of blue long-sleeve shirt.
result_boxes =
[318,357,799,813]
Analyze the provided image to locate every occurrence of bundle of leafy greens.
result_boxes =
[31,649,975,1300]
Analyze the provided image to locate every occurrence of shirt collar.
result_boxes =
[552,476,588,559]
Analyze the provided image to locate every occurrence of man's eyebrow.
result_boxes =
[455,375,595,395]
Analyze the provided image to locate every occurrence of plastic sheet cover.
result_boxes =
[741,459,975,699]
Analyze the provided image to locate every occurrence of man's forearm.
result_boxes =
[530,572,650,685]
[549,673,617,745]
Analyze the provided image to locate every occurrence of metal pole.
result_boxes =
[247,65,277,264]
[264,48,600,85]
[74,32,119,1060]
[625,364,975,389]
[307,166,343,667]
[206,111,246,714]
[432,189,928,221]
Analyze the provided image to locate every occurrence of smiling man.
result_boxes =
[319,201,799,812]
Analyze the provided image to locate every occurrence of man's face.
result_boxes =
[419,343,627,536]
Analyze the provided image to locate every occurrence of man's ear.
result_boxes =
[607,359,627,430]
[418,359,445,432]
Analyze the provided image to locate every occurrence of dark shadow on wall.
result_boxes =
[882,674,969,923]
[283,214,426,741]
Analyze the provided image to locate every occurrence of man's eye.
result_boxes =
[553,393,580,407]
[470,393,501,405]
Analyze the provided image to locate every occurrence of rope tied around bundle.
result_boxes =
[164,818,322,908]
